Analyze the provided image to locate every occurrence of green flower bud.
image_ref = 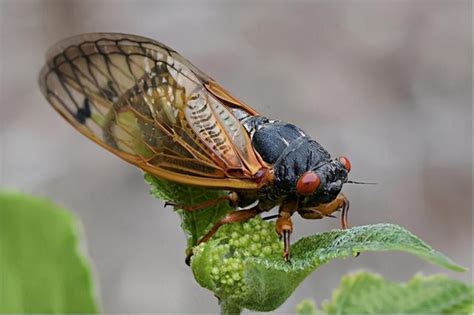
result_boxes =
[191,217,282,302]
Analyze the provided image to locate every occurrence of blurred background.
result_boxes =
[0,0,471,313]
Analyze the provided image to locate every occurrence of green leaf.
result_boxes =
[296,299,318,315]
[145,174,231,248]
[318,271,473,314]
[0,191,98,313]
[192,222,466,312]
[145,175,466,313]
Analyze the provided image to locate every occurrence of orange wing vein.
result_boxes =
[39,32,269,190]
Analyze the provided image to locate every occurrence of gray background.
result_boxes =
[1,0,472,313]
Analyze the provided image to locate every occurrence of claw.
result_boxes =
[283,230,291,262]
[341,198,350,229]
[165,194,235,212]
[262,214,280,221]
[164,201,176,208]
[185,253,192,266]
[184,248,193,266]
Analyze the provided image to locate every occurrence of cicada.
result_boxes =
[39,33,354,261]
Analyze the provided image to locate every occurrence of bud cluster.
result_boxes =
[193,217,283,298]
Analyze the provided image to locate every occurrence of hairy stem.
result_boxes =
[220,300,242,315]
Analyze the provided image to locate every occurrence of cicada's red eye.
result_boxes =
[296,171,320,196]
[339,156,351,172]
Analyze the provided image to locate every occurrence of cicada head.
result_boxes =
[296,156,351,206]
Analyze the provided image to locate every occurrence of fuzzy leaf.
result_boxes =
[192,222,466,311]
[316,271,473,314]
[145,175,466,313]
[296,299,318,315]
[0,191,98,313]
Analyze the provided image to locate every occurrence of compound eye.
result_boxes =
[296,171,320,196]
[339,156,351,172]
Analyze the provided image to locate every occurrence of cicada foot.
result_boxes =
[282,230,291,262]
[275,215,293,262]
[340,195,350,230]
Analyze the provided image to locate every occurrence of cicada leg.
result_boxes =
[275,200,297,262]
[340,196,350,230]
[276,215,293,262]
[198,207,262,244]
[185,206,263,265]
[165,192,239,212]
[298,193,350,229]
[298,194,358,257]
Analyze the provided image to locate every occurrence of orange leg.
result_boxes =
[340,197,350,230]
[165,192,238,212]
[197,207,261,244]
[297,193,350,229]
[276,200,297,261]
[185,207,262,265]
[276,215,293,261]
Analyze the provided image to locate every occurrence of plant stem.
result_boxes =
[220,300,242,315]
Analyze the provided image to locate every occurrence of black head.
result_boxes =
[296,156,351,207]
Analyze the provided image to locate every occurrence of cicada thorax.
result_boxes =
[238,116,333,201]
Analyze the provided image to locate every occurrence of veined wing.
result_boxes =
[39,33,270,189]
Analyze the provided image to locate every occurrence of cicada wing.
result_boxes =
[39,33,268,190]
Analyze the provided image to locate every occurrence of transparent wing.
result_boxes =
[39,33,268,190]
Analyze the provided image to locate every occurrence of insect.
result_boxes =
[39,33,357,262]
